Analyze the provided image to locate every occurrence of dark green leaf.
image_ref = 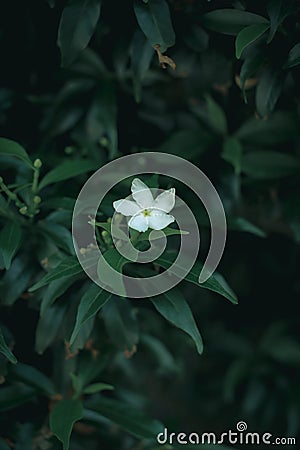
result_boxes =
[0,221,22,270]
[235,24,269,59]
[70,284,111,346]
[284,42,300,69]
[38,221,74,255]
[205,95,227,134]
[228,217,266,238]
[35,303,67,354]
[184,25,209,53]
[38,159,96,190]
[157,128,214,157]
[202,9,268,36]
[156,252,238,304]
[86,396,164,438]
[0,255,35,306]
[0,385,36,412]
[41,276,78,317]
[241,151,300,179]
[267,0,293,43]
[0,138,33,168]
[9,363,56,396]
[50,399,83,450]
[134,0,175,52]
[83,383,114,394]
[151,288,203,354]
[130,29,154,102]
[102,298,139,351]
[0,438,10,450]
[0,327,17,364]
[255,68,284,117]
[222,137,242,174]
[57,0,102,67]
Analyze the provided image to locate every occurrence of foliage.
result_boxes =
[1,0,300,448]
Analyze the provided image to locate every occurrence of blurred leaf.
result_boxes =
[9,363,56,396]
[0,385,36,412]
[57,0,102,67]
[202,9,268,36]
[0,327,17,364]
[255,68,283,117]
[235,111,296,144]
[0,138,33,168]
[130,29,154,102]
[38,159,96,190]
[83,382,114,394]
[151,288,203,354]
[267,0,293,43]
[140,334,178,374]
[29,256,83,292]
[0,438,10,450]
[35,303,67,354]
[102,298,138,351]
[50,399,83,450]
[0,255,35,306]
[241,151,300,179]
[70,284,111,346]
[184,25,209,53]
[205,95,227,134]
[235,24,269,59]
[284,42,300,69]
[156,252,238,304]
[229,217,266,237]
[86,396,164,438]
[239,48,265,97]
[0,221,22,270]
[134,0,175,52]
[222,137,242,174]
[157,129,214,157]
[38,221,74,255]
[41,276,78,317]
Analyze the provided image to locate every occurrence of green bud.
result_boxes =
[101,230,112,245]
[100,137,109,147]
[34,158,42,169]
[19,206,28,215]
[33,195,41,204]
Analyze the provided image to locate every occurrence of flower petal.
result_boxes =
[113,199,141,216]
[153,188,175,213]
[128,213,149,232]
[148,210,175,230]
[131,178,154,209]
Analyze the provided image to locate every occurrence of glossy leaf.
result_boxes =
[151,288,203,354]
[0,327,17,364]
[235,24,269,59]
[156,252,238,304]
[134,0,175,52]
[38,159,96,190]
[0,221,22,270]
[57,0,102,67]
[0,138,33,168]
[70,284,111,346]
[86,396,164,438]
[50,399,83,450]
[202,9,268,36]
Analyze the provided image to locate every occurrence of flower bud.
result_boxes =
[19,206,28,215]
[33,158,42,169]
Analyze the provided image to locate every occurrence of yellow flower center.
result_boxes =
[142,209,151,217]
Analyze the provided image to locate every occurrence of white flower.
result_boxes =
[113,178,175,232]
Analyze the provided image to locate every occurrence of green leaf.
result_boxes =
[0,221,22,270]
[255,68,283,117]
[41,276,78,317]
[284,42,300,69]
[239,48,265,97]
[0,437,10,450]
[235,24,269,59]
[38,159,96,190]
[37,221,74,255]
[102,298,139,351]
[151,288,203,354]
[228,217,266,238]
[157,128,214,157]
[267,0,293,43]
[57,0,102,67]
[50,399,83,450]
[130,29,154,102]
[241,151,300,179]
[0,255,35,306]
[202,9,268,36]
[156,252,238,305]
[70,284,111,346]
[29,256,82,292]
[0,385,36,412]
[86,396,164,438]
[205,95,227,134]
[83,383,114,394]
[0,327,17,364]
[35,303,67,354]
[137,226,189,242]
[97,249,128,296]
[9,363,56,396]
[222,137,242,174]
[0,138,33,168]
[134,0,175,52]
